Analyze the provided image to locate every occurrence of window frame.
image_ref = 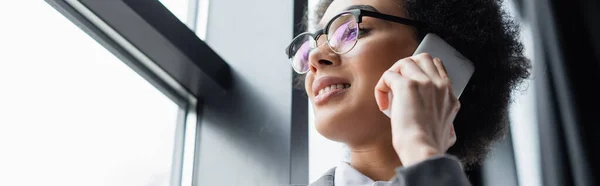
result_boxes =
[44,0,226,185]
[45,0,312,185]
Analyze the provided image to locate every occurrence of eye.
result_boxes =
[343,27,358,41]
[357,28,370,37]
[341,26,371,42]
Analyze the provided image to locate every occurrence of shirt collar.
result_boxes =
[333,161,394,186]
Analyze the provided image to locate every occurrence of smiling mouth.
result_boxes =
[316,83,351,96]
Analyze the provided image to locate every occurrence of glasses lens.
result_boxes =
[290,33,316,73]
[327,13,358,54]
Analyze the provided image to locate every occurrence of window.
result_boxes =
[503,1,541,186]
[0,2,180,186]
[160,0,208,39]
[159,0,190,24]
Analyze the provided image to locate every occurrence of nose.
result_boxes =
[308,37,341,74]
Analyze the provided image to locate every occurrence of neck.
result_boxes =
[347,136,402,181]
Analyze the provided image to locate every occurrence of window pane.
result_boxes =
[194,0,209,40]
[159,0,190,24]
[0,2,179,186]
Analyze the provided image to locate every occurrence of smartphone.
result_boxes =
[382,33,475,118]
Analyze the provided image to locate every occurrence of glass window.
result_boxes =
[0,2,179,186]
[503,0,541,186]
[194,0,209,40]
[159,0,190,25]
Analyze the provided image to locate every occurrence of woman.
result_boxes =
[285,0,531,185]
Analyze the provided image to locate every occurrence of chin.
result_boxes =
[313,109,351,142]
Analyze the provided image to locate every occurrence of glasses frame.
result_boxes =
[286,9,427,74]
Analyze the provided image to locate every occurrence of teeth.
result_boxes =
[317,84,350,96]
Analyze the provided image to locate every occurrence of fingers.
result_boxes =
[413,54,458,109]
[376,58,425,111]
[375,69,427,112]
[378,53,461,156]
[376,55,442,111]
[374,72,392,111]
[433,57,449,80]
[388,58,429,83]
[375,71,402,111]
[412,53,441,80]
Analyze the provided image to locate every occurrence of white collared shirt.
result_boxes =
[333,161,395,186]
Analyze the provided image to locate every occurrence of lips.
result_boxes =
[312,76,351,104]
[316,83,351,96]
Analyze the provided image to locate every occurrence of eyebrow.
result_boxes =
[317,5,380,29]
[344,4,380,12]
[317,5,380,30]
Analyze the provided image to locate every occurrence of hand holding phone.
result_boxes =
[374,33,474,165]
[381,33,475,118]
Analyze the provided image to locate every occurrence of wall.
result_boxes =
[193,0,301,186]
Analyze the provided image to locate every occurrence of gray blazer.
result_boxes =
[309,155,472,186]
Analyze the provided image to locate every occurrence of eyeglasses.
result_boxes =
[285,9,426,74]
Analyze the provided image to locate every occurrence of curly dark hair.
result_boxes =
[300,0,532,169]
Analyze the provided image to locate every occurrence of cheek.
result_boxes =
[346,40,403,81]
[304,73,314,97]
[347,31,419,76]
[341,31,419,105]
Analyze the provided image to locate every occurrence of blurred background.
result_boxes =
[0,0,598,186]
